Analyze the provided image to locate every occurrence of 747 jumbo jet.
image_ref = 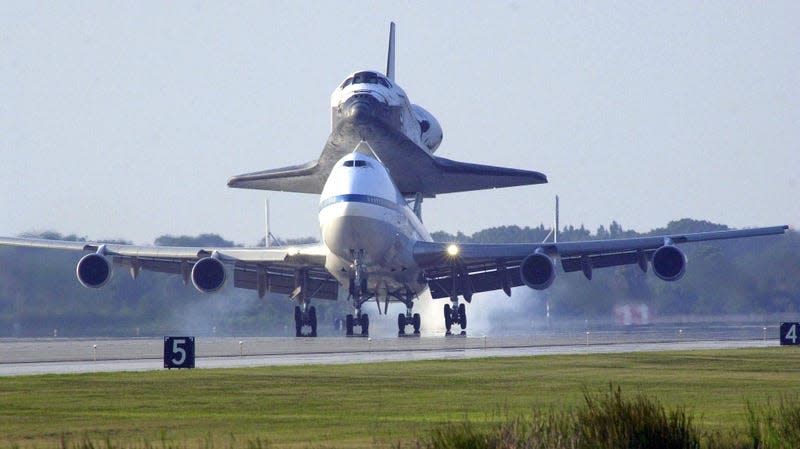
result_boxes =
[0,23,788,337]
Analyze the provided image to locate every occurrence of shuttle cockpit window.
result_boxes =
[340,77,354,89]
[351,71,391,88]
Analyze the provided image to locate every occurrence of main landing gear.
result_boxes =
[397,292,420,336]
[345,310,369,337]
[398,312,421,336]
[294,305,317,337]
[444,300,467,336]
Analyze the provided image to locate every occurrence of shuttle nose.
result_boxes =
[347,101,373,119]
[342,94,380,121]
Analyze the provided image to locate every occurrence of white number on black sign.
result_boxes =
[172,338,187,365]
[785,324,797,344]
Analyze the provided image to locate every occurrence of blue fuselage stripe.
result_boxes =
[319,194,405,214]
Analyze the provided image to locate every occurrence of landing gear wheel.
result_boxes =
[345,314,354,336]
[361,314,369,336]
[397,313,406,335]
[294,306,302,337]
[413,313,421,334]
[458,303,467,329]
[310,306,317,337]
[444,304,452,334]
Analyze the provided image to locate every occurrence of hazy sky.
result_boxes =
[2,2,798,245]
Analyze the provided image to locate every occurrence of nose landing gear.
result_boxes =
[346,253,371,337]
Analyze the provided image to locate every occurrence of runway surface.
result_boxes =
[0,330,777,376]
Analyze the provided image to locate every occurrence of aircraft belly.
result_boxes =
[321,202,401,263]
[321,203,421,291]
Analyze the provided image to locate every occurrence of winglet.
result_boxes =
[386,22,396,82]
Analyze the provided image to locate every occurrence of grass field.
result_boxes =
[2,347,799,448]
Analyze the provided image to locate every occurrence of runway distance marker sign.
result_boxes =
[164,336,195,369]
[780,323,800,346]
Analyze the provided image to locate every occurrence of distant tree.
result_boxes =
[647,218,728,236]
[257,236,319,247]
[20,231,86,242]
[154,234,236,247]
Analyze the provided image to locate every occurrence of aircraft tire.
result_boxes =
[294,306,302,337]
[346,314,354,336]
[458,303,467,329]
[444,304,452,331]
[397,313,406,335]
[413,313,421,334]
[310,306,317,337]
[361,314,369,336]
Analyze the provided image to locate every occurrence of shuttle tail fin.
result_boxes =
[386,22,396,82]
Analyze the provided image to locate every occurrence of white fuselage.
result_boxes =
[319,151,431,297]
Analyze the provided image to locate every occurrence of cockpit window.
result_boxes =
[349,71,391,88]
[343,160,369,167]
[340,77,353,88]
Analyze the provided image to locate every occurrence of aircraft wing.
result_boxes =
[227,119,546,196]
[0,237,339,300]
[412,225,789,300]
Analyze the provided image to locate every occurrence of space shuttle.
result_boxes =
[227,23,547,205]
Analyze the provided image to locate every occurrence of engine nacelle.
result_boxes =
[652,245,687,281]
[411,104,443,153]
[520,252,557,290]
[191,257,226,293]
[76,253,112,288]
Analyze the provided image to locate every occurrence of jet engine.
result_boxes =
[519,252,556,290]
[652,245,687,281]
[76,253,112,288]
[411,105,443,153]
[191,256,226,293]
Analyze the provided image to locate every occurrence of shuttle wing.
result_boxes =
[0,236,338,300]
[412,225,789,300]
[228,120,546,197]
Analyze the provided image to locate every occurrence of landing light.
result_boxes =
[446,244,460,257]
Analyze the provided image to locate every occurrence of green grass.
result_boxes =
[1,348,799,448]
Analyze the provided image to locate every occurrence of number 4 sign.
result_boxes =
[164,336,195,368]
[780,323,800,346]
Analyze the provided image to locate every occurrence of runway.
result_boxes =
[0,331,777,376]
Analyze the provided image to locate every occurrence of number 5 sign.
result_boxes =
[780,323,800,346]
[164,336,195,368]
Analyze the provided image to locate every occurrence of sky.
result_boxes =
[2,1,798,245]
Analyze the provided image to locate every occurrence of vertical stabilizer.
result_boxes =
[386,22,396,82]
